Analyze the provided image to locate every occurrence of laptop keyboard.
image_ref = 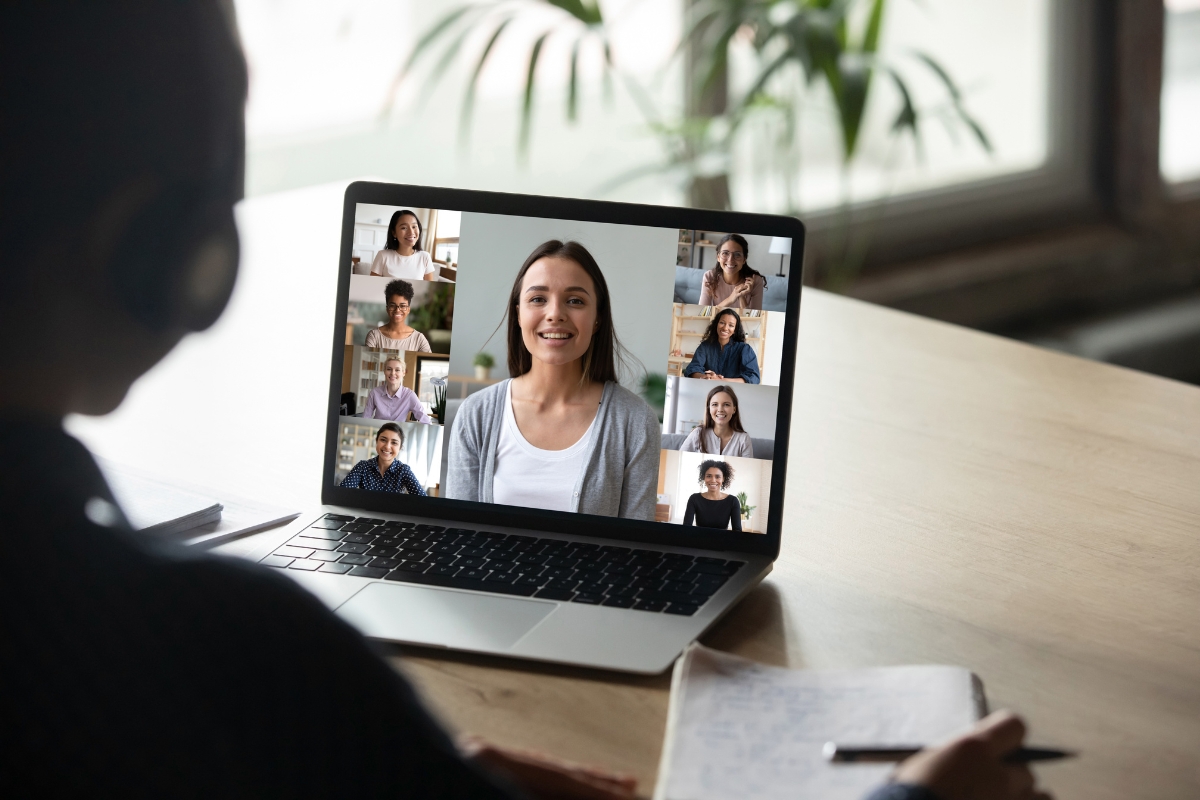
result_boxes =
[261,514,745,616]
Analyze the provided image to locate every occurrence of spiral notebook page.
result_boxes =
[653,644,986,800]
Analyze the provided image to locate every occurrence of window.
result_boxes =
[1162,0,1200,186]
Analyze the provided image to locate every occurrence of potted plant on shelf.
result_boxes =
[473,351,495,381]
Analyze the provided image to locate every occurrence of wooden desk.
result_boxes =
[70,185,1200,799]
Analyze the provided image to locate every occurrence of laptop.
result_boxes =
[252,182,804,674]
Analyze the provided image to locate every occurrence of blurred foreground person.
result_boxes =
[0,5,1049,799]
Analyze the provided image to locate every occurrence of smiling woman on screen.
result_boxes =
[339,423,427,494]
[682,459,741,531]
[369,209,436,281]
[365,279,432,352]
[679,384,753,458]
[445,240,660,521]
[683,308,760,384]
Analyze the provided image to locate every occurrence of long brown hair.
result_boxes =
[700,308,747,346]
[505,240,627,383]
[698,384,745,454]
[704,232,767,293]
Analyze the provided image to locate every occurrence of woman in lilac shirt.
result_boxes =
[362,357,432,423]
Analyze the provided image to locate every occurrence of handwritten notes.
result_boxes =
[653,645,985,800]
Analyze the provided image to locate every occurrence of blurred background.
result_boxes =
[235,0,1200,383]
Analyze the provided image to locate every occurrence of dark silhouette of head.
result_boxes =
[0,3,247,416]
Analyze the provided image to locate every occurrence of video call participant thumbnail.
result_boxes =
[684,308,760,384]
[446,240,661,521]
[698,233,768,311]
[362,356,432,423]
[369,209,436,281]
[365,279,433,352]
[339,422,428,495]
[680,384,753,458]
[683,459,742,531]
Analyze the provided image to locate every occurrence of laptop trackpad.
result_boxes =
[335,583,556,650]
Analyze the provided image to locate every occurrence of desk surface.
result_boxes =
[71,185,1200,799]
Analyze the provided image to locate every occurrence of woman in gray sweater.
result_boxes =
[446,240,661,521]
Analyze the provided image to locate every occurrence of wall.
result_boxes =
[450,213,678,390]
[761,310,784,386]
[667,379,778,440]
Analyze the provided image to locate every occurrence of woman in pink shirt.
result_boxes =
[698,233,768,311]
[361,357,432,423]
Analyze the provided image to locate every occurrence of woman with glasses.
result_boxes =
[365,279,433,352]
[698,233,766,311]
[683,308,761,384]
[369,209,437,281]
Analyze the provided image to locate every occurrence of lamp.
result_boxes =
[768,237,791,277]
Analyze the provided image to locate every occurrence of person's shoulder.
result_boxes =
[603,382,659,427]
[457,380,508,420]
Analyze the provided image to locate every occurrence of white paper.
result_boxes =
[655,645,985,800]
[100,460,222,534]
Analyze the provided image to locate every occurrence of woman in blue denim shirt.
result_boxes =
[683,308,761,384]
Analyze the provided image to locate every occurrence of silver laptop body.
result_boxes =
[252,183,803,674]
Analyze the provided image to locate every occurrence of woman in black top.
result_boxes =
[682,459,742,531]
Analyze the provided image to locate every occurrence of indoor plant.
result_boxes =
[473,351,495,380]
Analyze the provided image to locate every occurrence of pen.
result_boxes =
[823,743,1076,764]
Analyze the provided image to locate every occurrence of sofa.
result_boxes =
[661,431,774,461]
[673,266,788,312]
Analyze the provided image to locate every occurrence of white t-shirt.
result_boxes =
[370,248,434,280]
[492,382,596,513]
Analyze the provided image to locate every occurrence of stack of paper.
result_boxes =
[654,644,986,800]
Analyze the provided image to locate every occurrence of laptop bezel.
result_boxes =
[321,182,804,560]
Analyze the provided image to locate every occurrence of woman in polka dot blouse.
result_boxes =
[339,423,428,495]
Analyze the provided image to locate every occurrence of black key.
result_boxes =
[577,580,612,595]
[664,580,695,593]
[431,542,461,554]
[539,540,568,551]
[459,567,491,580]
[665,603,700,616]
[507,535,536,544]
[694,556,726,565]
[398,540,431,553]
[607,574,636,588]
[380,519,410,527]
[339,554,372,566]
[610,586,640,599]
[384,569,539,597]
[599,546,631,555]
[604,564,638,575]
[427,553,458,565]
[354,517,385,525]
[336,543,369,554]
[633,599,666,612]
[292,536,340,551]
[514,575,543,587]
[534,587,575,601]
[570,542,600,552]
[725,561,745,572]
[414,524,446,532]
[692,574,728,589]
[631,549,660,558]
[323,513,355,522]
[689,562,734,576]
[545,578,580,591]
[602,596,635,608]
[541,566,576,580]
[445,527,475,536]
[310,518,346,530]
[454,556,486,569]
[319,562,353,575]
[369,557,401,570]
[515,553,547,565]
[664,570,696,583]
[339,523,375,534]
[397,561,430,574]
[261,555,293,568]
[308,551,343,563]
[274,545,314,559]
[577,560,605,573]
[507,542,536,554]
[458,546,489,558]
[348,566,388,579]
[423,530,456,543]
[571,592,605,605]
[297,528,345,541]
[487,560,518,574]
[366,546,398,558]
[484,572,518,585]
[289,560,322,572]
[662,553,694,562]
[640,568,670,581]
[342,533,377,545]
[427,564,460,576]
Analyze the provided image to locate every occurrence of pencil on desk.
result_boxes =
[823,743,1076,764]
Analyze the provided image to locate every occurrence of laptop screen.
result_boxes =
[331,199,796,539]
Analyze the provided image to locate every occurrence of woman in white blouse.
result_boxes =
[369,209,436,281]
[679,384,754,458]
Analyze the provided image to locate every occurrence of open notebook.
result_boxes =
[654,644,986,800]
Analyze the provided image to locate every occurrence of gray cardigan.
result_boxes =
[445,379,661,522]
